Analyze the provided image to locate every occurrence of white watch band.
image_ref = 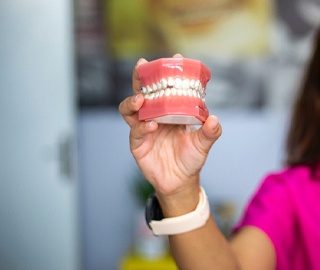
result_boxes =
[149,187,210,236]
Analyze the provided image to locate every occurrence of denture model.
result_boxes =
[138,57,211,125]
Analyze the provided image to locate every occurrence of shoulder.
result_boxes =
[237,164,319,230]
[236,164,320,227]
[234,167,300,232]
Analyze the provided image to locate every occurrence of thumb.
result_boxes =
[195,115,222,154]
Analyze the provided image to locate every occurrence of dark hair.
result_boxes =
[285,28,320,171]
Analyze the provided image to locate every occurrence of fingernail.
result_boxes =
[137,58,147,66]
[146,121,153,128]
[131,94,138,103]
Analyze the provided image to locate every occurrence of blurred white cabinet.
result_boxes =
[0,1,81,269]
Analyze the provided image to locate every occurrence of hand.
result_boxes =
[119,54,222,205]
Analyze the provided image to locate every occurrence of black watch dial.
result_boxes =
[145,193,164,230]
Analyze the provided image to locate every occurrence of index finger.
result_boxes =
[132,58,148,94]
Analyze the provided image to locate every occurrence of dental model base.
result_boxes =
[138,57,211,125]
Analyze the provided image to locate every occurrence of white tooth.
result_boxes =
[161,78,167,89]
[195,80,200,89]
[182,79,190,89]
[177,89,183,96]
[165,88,171,96]
[145,94,151,100]
[197,92,201,99]
[141,87,147,94]
[159,90,165,97]
[146,85,152,93]
[188,89,193,97]
[167,77,174,87]
[193,90,197,97]
[183,89,188,96]
[155,91,160,98]
[157,82,162,90]
[190,79,195,89]
[174,78,182,89]
[152,83,157,91]
[172,88,177,96]
[150,93,156,99]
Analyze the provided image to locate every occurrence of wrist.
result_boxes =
[156,183,201,218]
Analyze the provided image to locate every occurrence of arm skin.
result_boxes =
[119,55,276,270]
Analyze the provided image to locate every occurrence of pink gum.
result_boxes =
[138,57,211,87]
[139,96,209,123]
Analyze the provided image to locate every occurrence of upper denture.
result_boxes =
[138,57,211,101]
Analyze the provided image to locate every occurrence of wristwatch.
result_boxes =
[145,187,210,236]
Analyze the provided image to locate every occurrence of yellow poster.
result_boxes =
[105,0,273,60]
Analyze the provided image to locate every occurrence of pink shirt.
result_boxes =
[234,165,320,270]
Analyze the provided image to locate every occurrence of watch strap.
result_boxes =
[146,187,210,236]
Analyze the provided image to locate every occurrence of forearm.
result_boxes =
[156,185,240,270]
[169,217,240,270]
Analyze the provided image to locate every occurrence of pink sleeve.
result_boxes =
[233,174,294,269]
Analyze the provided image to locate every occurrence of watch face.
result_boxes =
[145,193,164,230]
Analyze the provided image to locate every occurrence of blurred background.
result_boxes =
[1,0,319,269]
